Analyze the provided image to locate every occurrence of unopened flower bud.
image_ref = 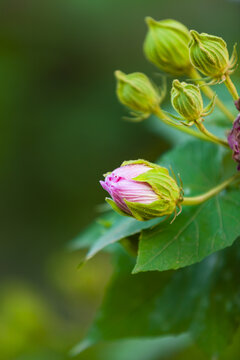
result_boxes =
[189,31,232,80]
[171,80,203,122]
[100,160,182,221]
[144,17,192,76]
[228,115,240,170]
[115,70,161,116]
[235,98,240,112]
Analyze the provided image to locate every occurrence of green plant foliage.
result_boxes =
[72,141,240,274]
[81,215,160,262]
[69,11,240,358]
[73,242,240,357]
[69,211,121,251]
[134,140,240,272]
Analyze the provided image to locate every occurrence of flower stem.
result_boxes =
[224,74,239,101]
[182,173,240,206]
[195,121,229,148]
[154,107,209,142]
[189,68,235,122]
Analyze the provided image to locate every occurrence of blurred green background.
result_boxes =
[0,0,239,359]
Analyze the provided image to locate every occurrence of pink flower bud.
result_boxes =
[100,164,158,214]
[100,160,181,221]
[228,114,240,170]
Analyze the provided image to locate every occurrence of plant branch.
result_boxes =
[224,74,239,101]
[189,68,235,122]
[182,173,240,206]
[154,107,209,142]
[195,120,229,148]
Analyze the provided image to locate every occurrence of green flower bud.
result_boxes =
[115,70,161,117]
[189,31,232,80]
[171,80,203,122]
[144,17,192,76]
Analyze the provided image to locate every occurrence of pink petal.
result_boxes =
[111,179,158,205]
[112,164,151,180]
[100,163,158,215]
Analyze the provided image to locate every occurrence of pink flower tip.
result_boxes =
[100,163,158,215]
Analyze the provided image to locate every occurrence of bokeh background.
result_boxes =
[0,0,239,359]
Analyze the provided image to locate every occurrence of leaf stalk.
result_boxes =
[182,173,240,206]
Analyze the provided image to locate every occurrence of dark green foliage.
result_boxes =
[74,242,240,357]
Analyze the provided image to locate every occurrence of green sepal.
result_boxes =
[124,198,173,221]
[105,198,129,217]
[123,111,150,122]
[133,168,181,204]
[121,159,169,174]
[229,43,238,74]
[160,110,185,122]
[202,93,216,117]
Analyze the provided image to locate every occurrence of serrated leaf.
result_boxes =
[134,141,240,273]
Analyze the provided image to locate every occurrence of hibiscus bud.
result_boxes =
[144,17,192,76]
[189,31,230,80]
[228,115,240,170]
[171,80,203,122]
[100,160,182,221]
[235,98,240,112]
[115,70,161,116]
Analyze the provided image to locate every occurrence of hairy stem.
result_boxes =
[154,107,209,142]
[195,121,229,148]
[183,173,240,206]
[189,68,235,122]
[224,74,239,101]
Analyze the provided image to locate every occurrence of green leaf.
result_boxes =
[69,205,161,258]
[106,197,130,217]
[69,201,162,258]
[84,216,160,262]
[134,141,240,273]
[72,242,240,356]
[68,211,121,251]
[97,334,192,360]
[71,140,239,271]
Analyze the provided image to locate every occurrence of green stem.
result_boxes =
[183,173,240,206]
[154,107,209,142]
[189,68,235,122]
[195,121,229,148]
[224,74,239,101]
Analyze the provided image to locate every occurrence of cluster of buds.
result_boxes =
[143,17,237,83]
[114,18,238,129]
[99,17,240,222]
[100,160,182,221]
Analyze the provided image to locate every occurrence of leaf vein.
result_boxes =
[140,203,206,268]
